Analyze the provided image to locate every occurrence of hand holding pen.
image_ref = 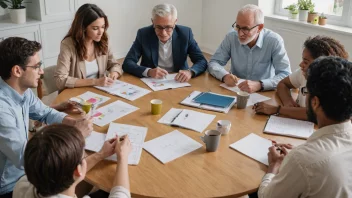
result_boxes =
[148,67,168,79]
[96,74,114,86]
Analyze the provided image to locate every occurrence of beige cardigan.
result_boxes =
[54,37,123,91]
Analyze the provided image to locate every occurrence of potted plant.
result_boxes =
[307,4,318,22]
[298,0,314,21]
[285,4,299,20]
[0,0,27,24]
[319,13,327,25]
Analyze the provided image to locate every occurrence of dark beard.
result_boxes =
[306,97,318,124]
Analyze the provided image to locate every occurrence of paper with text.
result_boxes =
[264,116,314,139]
[141,73,191,91]
[105,123,147,165]
[220,79,245,93]
[230,133,272,165]
[70,91,110,107]
[95,80,150,101]
[85,131,106,152]
[158,108,216,133]
[143,130,202,164]
[92,101,139,127]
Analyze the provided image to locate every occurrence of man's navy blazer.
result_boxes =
[122,25,207,78]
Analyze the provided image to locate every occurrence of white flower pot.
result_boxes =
[289,12,298,19]
[9,8,26,24]
[299,10,309,21]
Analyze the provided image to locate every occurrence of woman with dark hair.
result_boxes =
[55,4,123,91]
[13,124,132,198]
[253,35,349,120]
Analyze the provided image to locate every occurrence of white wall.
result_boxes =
[201,0,257,54]
[90,0,203,58]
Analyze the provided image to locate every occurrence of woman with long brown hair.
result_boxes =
[55,4,123,91]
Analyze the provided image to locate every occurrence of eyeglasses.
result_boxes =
[232,22,260,35]
[22,61,43,71]
[301,86,309,96]
[153,25,175,32]
[79,152,89,165]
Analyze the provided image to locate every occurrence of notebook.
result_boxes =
[193,92,235,108]
[264,116,315,139]
[229,133,272,165]
[158,108,216,133]
[140,73,191,91]
[180,91,236,113]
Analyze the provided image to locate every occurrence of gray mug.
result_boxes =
[200,130,221,152]
[237,91,250,109]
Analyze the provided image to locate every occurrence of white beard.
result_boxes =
[238,33,258,45]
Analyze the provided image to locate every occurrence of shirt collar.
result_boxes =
[255,30,264,48]
[0,77,27,105]
[159,37,172,46]
[307,121,352,142]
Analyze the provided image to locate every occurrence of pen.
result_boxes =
[171,111,183,123]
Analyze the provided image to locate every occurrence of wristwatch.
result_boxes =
[259,81,264,91]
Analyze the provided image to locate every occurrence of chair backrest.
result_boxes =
[37,65,58,99]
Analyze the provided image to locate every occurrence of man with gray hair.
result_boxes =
[208,4,291,93]
[123,3,207,82]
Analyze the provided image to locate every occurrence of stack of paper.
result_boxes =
[180,91,236,113]
[95,80,150,101]
[85,131,106,152]
[229,133,272,165]
[105,123,147,165]
[141,73,191,91]
[143,130,202,164]
[70,91,110,107]
[92,100,139,127]
[158,108,216,133]
[264,116,314,139]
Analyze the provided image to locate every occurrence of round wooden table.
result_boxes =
[54,73,304,198]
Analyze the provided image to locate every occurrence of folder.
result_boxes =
[193,92,235,108]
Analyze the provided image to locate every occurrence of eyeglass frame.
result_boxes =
[21,61,43,71]
[301,86,309,96]
[232,22,260,35]
[78,152,89,165]
[151,19,176,33]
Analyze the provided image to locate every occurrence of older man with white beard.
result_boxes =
[208,4,291,93]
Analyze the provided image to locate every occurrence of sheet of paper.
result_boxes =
[220,82,271,107]
[85,131,106,152]
[264,116,314,139]
[229,133,272,165]
[70,91,110,107]
[95,80,150,101]
[180,91,236,113]
[143,130,202,164]
[141,73,191,91]
[104,123,147,165]
[220,79,245,93]
[158,108,216,133]
[92,100,139,127]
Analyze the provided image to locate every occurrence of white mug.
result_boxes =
[216,120,231,135]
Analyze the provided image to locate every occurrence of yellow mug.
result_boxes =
[81,101,92,114]
[151,99,162,115]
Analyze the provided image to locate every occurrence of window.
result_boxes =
[275,0,352,27]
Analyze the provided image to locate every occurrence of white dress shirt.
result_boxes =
[258,121,352,198]
[143,38,173,77]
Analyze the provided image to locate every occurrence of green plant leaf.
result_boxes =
[0,1,8,9]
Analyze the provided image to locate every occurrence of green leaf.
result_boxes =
[0,1,8,9]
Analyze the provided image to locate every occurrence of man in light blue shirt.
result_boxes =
[0,37,93,197]
[208,4,291,93]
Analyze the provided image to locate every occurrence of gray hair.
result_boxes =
[238,4,264,24]
[152,4,177,20]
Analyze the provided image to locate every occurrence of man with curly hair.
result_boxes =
[258,56,352,198]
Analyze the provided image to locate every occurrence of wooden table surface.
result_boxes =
[54,73,305,198]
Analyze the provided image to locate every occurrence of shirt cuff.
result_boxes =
[109,186,131,198]
[142,68,151,77]
[261,79,274,91]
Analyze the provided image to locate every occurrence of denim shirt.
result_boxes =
[208,29,291,90]
[0,78,67,194]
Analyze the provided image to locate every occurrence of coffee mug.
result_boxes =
[151,99,162,115]
[81,101,92,114]
[216,120,231,135]
[200,130,221,152]
[236,91,250,109]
